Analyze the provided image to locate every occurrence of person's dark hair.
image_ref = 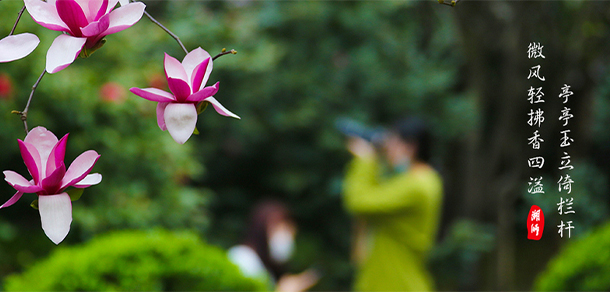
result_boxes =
[393,117,432,163]
[243,200,290,280]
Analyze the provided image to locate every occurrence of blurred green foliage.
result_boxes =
[429,219,495,290]
[3,229,266,291]
[534,221,610,291]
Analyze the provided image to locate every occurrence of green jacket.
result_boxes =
[343,157,443,291]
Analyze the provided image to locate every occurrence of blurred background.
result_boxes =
[1,0,610,290]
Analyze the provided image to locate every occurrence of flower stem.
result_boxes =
[142,9,189,55]
[213,48,237,61]
[134,1,236,60]
[12,69,46,134]
[9,5,26,36]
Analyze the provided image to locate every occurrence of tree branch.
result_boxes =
[134,1,236,60]
[213,48,237,61]
[9,6,26,36]
[12,69,46,134]
[438,0,459,7]
[142,9,189,55]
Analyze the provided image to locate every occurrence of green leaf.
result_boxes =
[193,127,200,135]
[196,102,208,115]
[67,188,84,202]
[30,200,38,210]
[79,39,106,58]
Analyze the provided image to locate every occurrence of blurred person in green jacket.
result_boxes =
[343,117,443,291]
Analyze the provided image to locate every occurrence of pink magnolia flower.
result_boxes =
[24,0,146,73]
[1,127,101,244]
[130,48,240,144]
[0,33,40,63]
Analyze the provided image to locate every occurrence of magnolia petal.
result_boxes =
[24,0,70,32]
[41,163,66,195]
[206,97,241,119]
[117,0,129,7]
[46,34,87,74]
[164,103,198,144]
[182,47,212,89]
[167,77,192,102]
[129,87,175,102]
[61,150,100,189]
[73,0,92,20]
[164,53,188,85]
[4,170,44,193]
[91,0,109,22]
[18,140,42,183]
[25,127,59,152]
[156,102,169,131]
[190,58,211,92]
[81,15,110,37]
[73,0,113,18]
[73,173,102,187]
[186,82,219,102]
[25,127,59,176]
[56,0,88,36]
[3,171,32,187]
[0,191,24,209]
[39,193,72,245]
[0,33,40,63]
[46,134,69,177]
[102,2,145,36]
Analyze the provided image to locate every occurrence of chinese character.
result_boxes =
[528,130,544,149]
[559,107,573,127]
[559,152,574,171]
[557,220,574,238]
[531,223,540,237]
[527,205,544,240]
[559,84,573,103]
[527,43,545,59]
[528,86,545,104]
[527,108,545,127]
[528,65,546,81]
[528,156,545,168]
[560,129,574,147]
[531,209,541,221]
[557,197,575,215]
[528,176,545,194]
[558,174,574,194]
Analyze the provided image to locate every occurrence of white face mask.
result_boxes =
[268,229,295,263]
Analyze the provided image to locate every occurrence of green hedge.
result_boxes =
[3,229,266,291]
[534,222,610,291]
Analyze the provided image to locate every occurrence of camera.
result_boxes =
[335,117,387,146]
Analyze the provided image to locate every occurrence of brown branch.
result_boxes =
[213,48,237,61]
[133,1,236,60]
[9,6,26,36]
[141,9,188,55]
[438,0,459,7]
[12,69,46,134]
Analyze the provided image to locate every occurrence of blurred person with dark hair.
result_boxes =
[343,117,443,291]
[228,200,319,292]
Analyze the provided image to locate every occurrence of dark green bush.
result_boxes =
[429,219,495,290]
[3,229,266,291]
[534,221,610,291]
